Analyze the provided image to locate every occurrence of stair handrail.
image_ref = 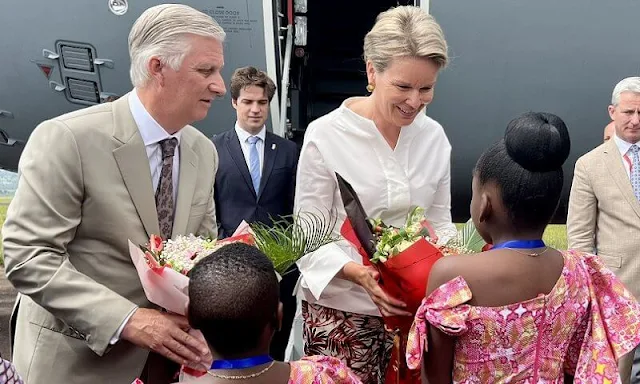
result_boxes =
[276,23,293,138]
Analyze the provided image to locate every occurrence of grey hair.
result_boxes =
[612,77,640,106]
[364,6,448,73]
[128,4,226,88]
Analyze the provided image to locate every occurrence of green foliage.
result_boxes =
[368,206,432,263]
[251,210,338,275]
[449,219,487,253]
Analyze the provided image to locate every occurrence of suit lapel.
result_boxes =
[226,131,257,198]
[111,93,160,238]
[603,139,640,219]
[258,133,277,200]
[172,132,198,238]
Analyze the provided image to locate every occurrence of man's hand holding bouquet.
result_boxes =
[128,213,336,382]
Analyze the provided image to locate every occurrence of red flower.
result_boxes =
[143,250,164,274]
[149,234,164,253]
[419,219,438,243]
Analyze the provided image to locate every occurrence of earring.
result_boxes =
[366,84,375,93]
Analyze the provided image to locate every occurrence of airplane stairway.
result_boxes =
[288,0,414,144]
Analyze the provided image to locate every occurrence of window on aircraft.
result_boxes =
[67,78,100,104]
[60,45,95,73]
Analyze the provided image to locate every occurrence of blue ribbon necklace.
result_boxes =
[208,355,275,380]
[210,355,273,370]
[491,239,547,256]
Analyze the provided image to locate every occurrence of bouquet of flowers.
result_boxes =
[336,173,483,384]
[128,232,254,315]
[367,205,444,329]
[128,230,255,381]
[129,212,337,381]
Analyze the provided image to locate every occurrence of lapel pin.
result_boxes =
[272,143,276,150]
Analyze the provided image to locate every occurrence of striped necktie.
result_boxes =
[629,144,640,201]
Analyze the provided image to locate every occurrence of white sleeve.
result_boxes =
[296,241,358,300]
[293,134,354,300]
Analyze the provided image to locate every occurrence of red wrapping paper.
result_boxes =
[341,219,443,384]
[377,238,443,328]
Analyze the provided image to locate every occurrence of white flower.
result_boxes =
[159,235,218,273]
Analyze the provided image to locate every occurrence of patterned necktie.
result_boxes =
[156,138,178,240]
[247,136,262,195]
[630,144,640,201]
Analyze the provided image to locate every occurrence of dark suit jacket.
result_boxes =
[212,129,298,238]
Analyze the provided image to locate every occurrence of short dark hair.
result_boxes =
[474,112,571,230]
[188,243,279,356]
[230,66,276,102]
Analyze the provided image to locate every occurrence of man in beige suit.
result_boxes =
[2,4,227,383]
[567,76,640,384]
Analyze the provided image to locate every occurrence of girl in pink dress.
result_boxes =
[406,112,640,383]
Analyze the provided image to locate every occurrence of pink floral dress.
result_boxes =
[289,355,363,383]
[406,250,640,383]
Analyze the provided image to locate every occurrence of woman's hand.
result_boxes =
[340,262,413,317]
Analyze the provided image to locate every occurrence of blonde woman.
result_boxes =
[294,6,456,384]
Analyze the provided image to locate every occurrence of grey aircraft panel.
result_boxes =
[427,0,640,221]
[0,0,272,171]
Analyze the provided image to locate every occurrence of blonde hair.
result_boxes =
[364,6,448,73]
[128,4,226,87]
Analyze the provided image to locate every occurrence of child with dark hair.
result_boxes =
[182,243,362,384]
[406,112,640,383]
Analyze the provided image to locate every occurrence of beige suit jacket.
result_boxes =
[2,93,218,383]
[567,138,640,300]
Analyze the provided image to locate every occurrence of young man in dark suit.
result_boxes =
[212,66,299,360]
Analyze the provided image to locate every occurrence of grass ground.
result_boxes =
[542,224,568,250]
[0,197,10,265]
[455,222,567,250]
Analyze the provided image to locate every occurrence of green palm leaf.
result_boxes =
[452,219,486,253]
[250,209,338,275]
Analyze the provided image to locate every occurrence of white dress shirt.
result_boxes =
[294,97,458,317]
[613,133,636,178]
[110,90,183,344]
[130,89,182,203]
[235,123,266,175]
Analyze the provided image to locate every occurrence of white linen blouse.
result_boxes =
[294,97,457,317]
